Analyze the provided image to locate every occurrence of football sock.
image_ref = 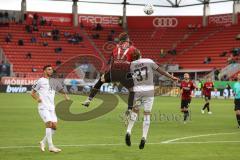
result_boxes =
[127,91,134,110]
[236,114,240,126]
[143,115,150,140]
[202,102,209,110]
[51,129,55,135]
[88,79,103,100]
[206,103,210,112]
[183,110,189,121]
[46,128,54,148]
[41,129,55,145]
[202,104,206,110]
[42,136,47,144]
[127,112,138,134]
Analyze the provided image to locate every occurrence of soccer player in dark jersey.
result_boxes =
[82,32,136,111]
[201,77,214,114]
[180,73,195,123]
[233,73,240,128]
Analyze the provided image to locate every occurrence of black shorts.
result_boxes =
[204,95,211,101]
[181,99,191,109]
[234,99,240,111]
[103,69,134,89]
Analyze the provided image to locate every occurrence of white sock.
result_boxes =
[127,112,138,134]
[143,115,150,140]
[51,129,55,135]
[42,136,47,145]
[51,129,56,142]
[46,128,54,148]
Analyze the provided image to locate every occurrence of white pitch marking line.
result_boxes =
[161,132,239,144]
[0,132,239,149]
[160,141,240,144]
[0,144,124,149]
[0,141,240,149]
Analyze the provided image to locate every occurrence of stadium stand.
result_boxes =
[0,12,240,77]
[0,23,101,77]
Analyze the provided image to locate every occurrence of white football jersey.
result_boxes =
[130,58,159,92]
[32,77,63,110]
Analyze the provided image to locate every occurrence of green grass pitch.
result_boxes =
[0,93,239,160]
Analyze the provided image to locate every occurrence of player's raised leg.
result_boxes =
[139,111,151,149]
[125,107,138,146]
[139,96,153,149]
[82,74,107,107]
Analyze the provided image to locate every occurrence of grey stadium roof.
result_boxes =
[49,0,237,7]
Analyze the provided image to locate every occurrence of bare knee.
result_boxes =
[52,122,57,130]
[144,111,151,115]
[100,74,105,83]
[236,110,240,115]
[45,121,53,128]
[132,106,139,113]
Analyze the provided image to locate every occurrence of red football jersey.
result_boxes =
[180,80,195,100]
[112,45,136,62]
[203,82,214,96]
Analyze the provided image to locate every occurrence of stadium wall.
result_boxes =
[0,77,236,97]
[26,12,121,27]
[208,13,235,27]
[25,12,240,28]
[127,16,202,29]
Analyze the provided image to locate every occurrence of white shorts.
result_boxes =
[38,109,57,123]
[134,91,154,112]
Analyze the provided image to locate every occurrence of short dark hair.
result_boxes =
[119,32,129,42]
[131,48,141,61]
[43,65,52,71]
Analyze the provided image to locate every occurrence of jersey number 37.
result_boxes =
[134,66,148,82]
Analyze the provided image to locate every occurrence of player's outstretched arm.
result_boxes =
[31,90,42,103]
[156,67,179,82]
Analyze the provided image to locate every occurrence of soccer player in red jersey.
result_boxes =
[180,73,196,123]
[201,77,214,114]
[82,32,136,111]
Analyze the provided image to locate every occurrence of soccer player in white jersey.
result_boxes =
[31,65,70,153]
[125,49,179,149]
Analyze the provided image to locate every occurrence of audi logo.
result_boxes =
[153,17,178,28]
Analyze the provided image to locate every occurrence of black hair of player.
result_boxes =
[43,65,52,71]
[119,32,129,42]
[132,49,141,61]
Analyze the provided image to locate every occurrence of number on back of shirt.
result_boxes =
[134,66,148,82]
